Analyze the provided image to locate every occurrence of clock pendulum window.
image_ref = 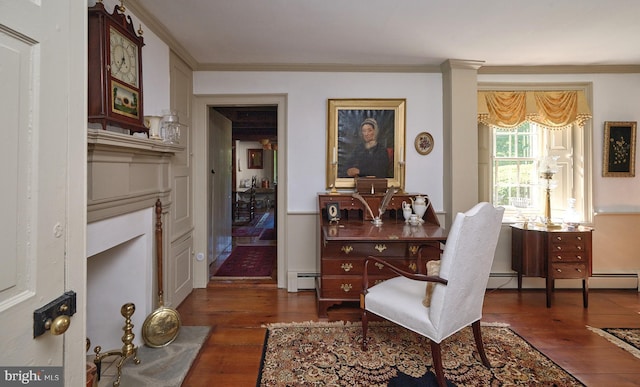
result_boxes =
[88,1,148,136]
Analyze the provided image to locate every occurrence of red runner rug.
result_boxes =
[232,226,262,237]
[213,246,276,277]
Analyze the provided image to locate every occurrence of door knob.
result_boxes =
[45,314,71,335]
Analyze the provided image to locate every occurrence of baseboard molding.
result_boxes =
[288,272,640,293]
[287,272,317,292]
[487,273,639,291]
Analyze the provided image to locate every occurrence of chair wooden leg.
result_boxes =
[429,340,446,387]
[361,310,369,351]
[472,320,491,368]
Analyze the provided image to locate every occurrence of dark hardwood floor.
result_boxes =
[177,284,640,386]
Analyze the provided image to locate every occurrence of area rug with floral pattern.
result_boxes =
[257,321,584,386]
[587,326,640,360]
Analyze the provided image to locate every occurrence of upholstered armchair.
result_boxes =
[360,202,504,387]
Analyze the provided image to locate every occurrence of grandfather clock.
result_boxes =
[88,1,148,135]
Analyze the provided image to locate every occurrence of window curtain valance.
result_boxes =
[478,90,591,130]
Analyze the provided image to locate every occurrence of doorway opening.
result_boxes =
[209,106,278,284]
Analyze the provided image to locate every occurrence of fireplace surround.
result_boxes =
[86,129,181,350]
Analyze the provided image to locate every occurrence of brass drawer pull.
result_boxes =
[340,283,353,292]
[576,255,582,260]
[409,245,419,255]
[374,244,387,253]
[555,246,562,251]
[556,236,563,241]
[409,262,417,272]
[341,245,353,254]
[577,246,582,250]
[576,236,582,241]
[556,268,562,273]
[576,268,582,273]
[341,263,353,272]
[375,262,385,270]
[556,256,562,260]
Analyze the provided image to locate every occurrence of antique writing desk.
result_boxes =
[511,224,593,308]
[317,193,447,318]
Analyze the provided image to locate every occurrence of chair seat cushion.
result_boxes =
[365,276,438,340]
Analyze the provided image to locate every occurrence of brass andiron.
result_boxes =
[93,303,141,387]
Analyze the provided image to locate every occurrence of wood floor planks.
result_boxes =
[177,286,640,386]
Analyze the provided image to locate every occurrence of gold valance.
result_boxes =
[478,90,592,130]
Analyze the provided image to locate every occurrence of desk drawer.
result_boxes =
[321,276,391,298]
[323,241,408,257]
[322,257,417,275]
[550,263,588,279]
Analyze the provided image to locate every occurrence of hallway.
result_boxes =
[209,208,277,284]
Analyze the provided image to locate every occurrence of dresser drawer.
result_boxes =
[549,252,588,263]
[322,257,418,275]
[550,263,588,279]
[549,242,586,254]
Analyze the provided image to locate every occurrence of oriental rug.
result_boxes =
[213,246,276,278]
[587,326,640,360]
[257,321,584,386]
[94,326,210,387]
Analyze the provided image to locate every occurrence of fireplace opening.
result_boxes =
[86,207,153,351]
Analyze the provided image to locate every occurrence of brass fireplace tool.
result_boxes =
[93,302,140,387]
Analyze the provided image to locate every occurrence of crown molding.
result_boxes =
[194,63,442,73]
[126,0,198,70]
[441,59,485,71]
[478,65,640,74]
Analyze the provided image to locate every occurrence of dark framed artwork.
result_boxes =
[248,148,263,169]
[603,121,636,177]
[326,99,406,190]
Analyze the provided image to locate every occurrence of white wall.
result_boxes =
[194,71,445,213]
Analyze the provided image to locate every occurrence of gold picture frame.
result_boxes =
[603,121,636,177]
[327,99,406,190]
[414,132,434,155]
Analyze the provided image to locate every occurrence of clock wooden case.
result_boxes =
[88,2,148,134]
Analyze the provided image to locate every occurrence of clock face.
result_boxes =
[109,27,139,88]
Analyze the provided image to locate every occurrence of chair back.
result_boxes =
[427,202,504,342]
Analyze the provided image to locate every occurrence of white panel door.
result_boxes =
[0,0,86,382]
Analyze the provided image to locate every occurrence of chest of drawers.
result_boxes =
[511,225,593,307]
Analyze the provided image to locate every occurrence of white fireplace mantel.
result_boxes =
[87,129,183,222]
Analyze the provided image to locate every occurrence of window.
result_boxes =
[478,84,593,224]
[489,123,573,221]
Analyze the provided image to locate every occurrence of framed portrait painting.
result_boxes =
[326,99,406,190]
[603,121,636,177]
[248,148,263,169]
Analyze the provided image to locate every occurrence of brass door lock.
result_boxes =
[33,291,76,337]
